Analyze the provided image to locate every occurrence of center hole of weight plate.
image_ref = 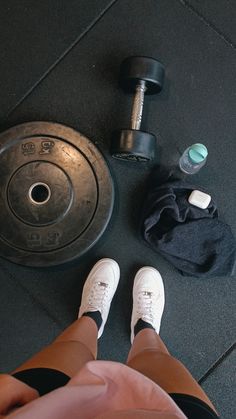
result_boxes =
[29,182,51,205]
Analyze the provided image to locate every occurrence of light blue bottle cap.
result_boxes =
[188,143,208,164]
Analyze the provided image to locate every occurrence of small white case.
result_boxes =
[188,190,211,209]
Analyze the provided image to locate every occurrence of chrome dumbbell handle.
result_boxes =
[130,80,146,130]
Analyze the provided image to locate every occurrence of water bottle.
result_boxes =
[179,143,208,174]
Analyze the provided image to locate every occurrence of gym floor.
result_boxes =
[0,1,235,417]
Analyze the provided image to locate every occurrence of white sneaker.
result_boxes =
[78,258,120,338]
[131,267,165,343]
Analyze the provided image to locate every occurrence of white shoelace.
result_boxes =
[137,291,157,324]
[87,281,109,312]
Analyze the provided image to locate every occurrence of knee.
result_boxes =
[128,350,186,377]
[128,349,172,368]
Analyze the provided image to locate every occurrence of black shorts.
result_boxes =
[13,368,70,396]
[13,368,219,418]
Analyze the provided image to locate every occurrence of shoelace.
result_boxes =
[88,281,109,311]
[137,291,158,324]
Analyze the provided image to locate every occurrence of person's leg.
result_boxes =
[127,267,217,413]
[12,316,98,377]
[12,258,120,379]
[127,329,216,411]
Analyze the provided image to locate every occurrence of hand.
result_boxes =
[0,374,39,416]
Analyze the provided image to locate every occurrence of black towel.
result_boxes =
[142,168,236,278]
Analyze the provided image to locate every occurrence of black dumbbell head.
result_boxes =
[111,129,157,161]
[120,56,165,94]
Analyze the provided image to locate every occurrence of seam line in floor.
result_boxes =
[6,0,119,119]
[0,260,62,329]
[177,0,236,52]
[198,342,236,384]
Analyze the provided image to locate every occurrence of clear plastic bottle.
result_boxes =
[179,143,208,174]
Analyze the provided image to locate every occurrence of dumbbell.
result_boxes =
[111,56,165,161]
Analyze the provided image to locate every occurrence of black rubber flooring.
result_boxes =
[0,1,235,417]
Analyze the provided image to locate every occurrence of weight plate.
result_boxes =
[0,122,114,267]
